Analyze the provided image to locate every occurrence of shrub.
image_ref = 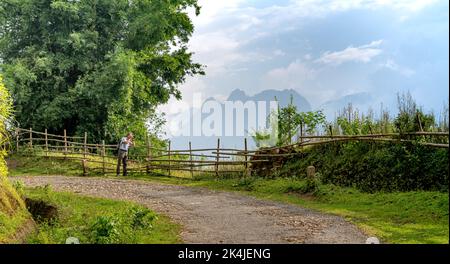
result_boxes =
[129,207,157,229]
[279,141,448,192]
[90,216,119,244]
[232,177,256,191]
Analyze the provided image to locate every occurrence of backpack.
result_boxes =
[115,138,122,154]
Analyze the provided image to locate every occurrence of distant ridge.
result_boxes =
[227,88,312,112]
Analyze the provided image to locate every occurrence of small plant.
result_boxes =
[12,180,24,196]
[129,207,157,229]
[90,216,119,244]
[284,177,321,195]
[302,177,321,194]
[232,177,255,191]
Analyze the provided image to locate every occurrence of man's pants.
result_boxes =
[117,150,128,176]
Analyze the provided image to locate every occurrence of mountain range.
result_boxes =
[167,88,375,150]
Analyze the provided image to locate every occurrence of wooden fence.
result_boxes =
[10,128,449,178]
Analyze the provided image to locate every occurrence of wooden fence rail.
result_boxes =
[10,127,449,178]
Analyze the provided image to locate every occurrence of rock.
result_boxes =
[307,166,316,179]
[66,237,80,244]
[366,237,380,244]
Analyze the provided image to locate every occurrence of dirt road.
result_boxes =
[14,175,367,244]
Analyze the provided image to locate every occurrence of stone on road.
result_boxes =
[14,176,367,244]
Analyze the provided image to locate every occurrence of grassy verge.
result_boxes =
[8,155,449,244]
[22,186,181,244]
[128,175,449,244]
[0,204,30,243]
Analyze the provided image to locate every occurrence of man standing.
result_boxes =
[117,132,134,176]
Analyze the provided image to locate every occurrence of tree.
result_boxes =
[275,95,326,146]
[394,92,435,133]
[0,0,204,143]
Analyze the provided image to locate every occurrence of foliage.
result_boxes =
[90,216,120,244]
[1,74,30,243]
[279,141,449,192]
[12,180,24,196]
[0,0,204,143]
[25,187,180,244]
[280,107,326,145]
[394,92,436,133]
[0,74,12,169]
[255,95,326,146]
[283,177,321,195]
[250,109,278,148]
[129,206,157,229]
[109,175,449,244]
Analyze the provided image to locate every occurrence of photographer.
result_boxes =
[116,132,134,176]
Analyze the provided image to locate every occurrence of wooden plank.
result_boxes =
[45,128,48,157]
[84,132,87,159]
[29,127,32,151]
[147,159,270,164]
[15,128,19,153]
[102,140,106,175]
[189,141,193,178]
[215,138,220,178]
[146,133,150,174]
[168,140,171,177]
[63,129,67,159]
[244,137,248,178]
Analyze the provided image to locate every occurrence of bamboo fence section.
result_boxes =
[9,127,449,178]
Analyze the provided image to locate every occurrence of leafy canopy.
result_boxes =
[0,0,204,143]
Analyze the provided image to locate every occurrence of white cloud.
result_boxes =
[289,0,438,15]
[274,49,286,57]
[265,60,318,89]
[316,40,383,65]
[190,0,247,26]
[380,59,415,77]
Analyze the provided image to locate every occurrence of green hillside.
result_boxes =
[0,74,31,243]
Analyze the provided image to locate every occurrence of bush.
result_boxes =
[279,141,448,192]
[129,207,157,229]
[90,216,119,244]
[232,177,256,191]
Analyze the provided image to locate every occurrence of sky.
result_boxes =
[159,0,449,131]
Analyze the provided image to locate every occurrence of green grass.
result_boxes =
[23,186,181,244]
[0,206,30,243]
[8,155,82,176]
[7,154,449,244]
[125,175,449,244]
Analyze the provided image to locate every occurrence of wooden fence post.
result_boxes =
[167,140,171,176]
[417,112,424,132]
[15,128,19,153]
[29,127,32,152]
[83,132,87,159]
[189,141,193,178]
[82,159,87,176]
[63,129,67,159]
[146,133,150,174]
[102,140,106,175]
[45,129,48,157]
[300,124,303,143]
[243,138,248,178]
[215,138,220,178]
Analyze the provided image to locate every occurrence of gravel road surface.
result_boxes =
[14,176,367,244]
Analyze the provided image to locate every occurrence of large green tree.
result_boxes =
[0,0,204,142]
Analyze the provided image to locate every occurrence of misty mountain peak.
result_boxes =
[227,89,249,101]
